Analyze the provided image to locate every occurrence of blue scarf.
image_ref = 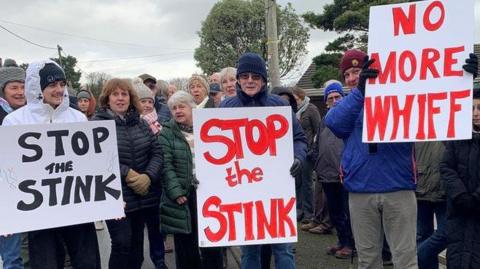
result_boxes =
[0,97,13,114]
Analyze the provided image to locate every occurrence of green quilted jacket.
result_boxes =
[158,119,194,234]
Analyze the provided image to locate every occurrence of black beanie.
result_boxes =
[39,63,66,91]
[236,53,267,82]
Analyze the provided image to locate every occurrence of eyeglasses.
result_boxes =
[327,95,342,102]
[239,73,262,81]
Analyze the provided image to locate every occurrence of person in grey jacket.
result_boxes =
[292,86,321,226]
[312,80,354,259]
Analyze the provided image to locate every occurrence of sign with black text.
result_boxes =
[0,121,124,235]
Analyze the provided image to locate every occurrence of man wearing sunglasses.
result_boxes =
[220,52,307,269]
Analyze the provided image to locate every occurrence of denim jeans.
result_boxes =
[296,159,314,221]
[0,233,23,269]
[241,243,295,269]
[416,200,447,269]
[322,182,354,248]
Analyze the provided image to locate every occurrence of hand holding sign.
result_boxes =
[289,158,302,178]
[358,56,379,96]
[463,53,478,79]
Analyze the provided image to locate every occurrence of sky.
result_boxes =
[0,0,479,85]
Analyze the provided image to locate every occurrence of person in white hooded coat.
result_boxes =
[3,60,100,269]
[3,60,85,125]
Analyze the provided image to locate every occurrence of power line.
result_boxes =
[0,24,57,50]
[78,51,192,63]
[0,19,194,51]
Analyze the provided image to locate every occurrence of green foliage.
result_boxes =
[311,53,342,87]
[194,0,309,77]
[303,0,410,87]
[51,55,82,89]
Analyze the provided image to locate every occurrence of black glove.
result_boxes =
[357,56,379,96]
[453,193,476,215]
[463,53,478,79]
[290,158,302,178]
[192,176,200,189]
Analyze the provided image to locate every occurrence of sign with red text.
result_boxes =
[364,0,474,142]
[193,107,297,247]
[0,121,124,235]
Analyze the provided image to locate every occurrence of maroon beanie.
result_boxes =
[340,49,367,75]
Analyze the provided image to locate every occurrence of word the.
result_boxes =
[225,160,263,187]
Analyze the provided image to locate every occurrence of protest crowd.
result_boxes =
[1,4,480,269]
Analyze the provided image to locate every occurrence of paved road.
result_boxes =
[2,227,446,268]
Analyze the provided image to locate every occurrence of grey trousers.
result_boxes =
[349,191,418,269]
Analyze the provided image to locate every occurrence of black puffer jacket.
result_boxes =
[92,108,163,213]
[440,136,480,269]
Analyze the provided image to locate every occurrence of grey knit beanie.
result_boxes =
[132,77,154,101]
[0,59,26,98]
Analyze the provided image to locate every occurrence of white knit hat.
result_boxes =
[132,77,154,101]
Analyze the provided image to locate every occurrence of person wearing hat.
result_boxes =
[76,89,96,120]
[208,83,223,107]
[324,49,478,269]
[220,52,307,269]
[0,59,26,124]
[187,74,215,108]
[138,74,171,123]
[0,58,26,269]
[311,80,356,259]
[3,60,100,269]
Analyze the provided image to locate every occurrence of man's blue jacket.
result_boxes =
[324,88,416,193]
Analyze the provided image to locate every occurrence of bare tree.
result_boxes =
[84,72,112,99]
[169,77,189,92]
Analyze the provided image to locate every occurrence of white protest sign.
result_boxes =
[193,107,297,247]
[0,121,124,235]
[364,0,474,142]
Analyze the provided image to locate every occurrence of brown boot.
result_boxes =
[300,222,318,231]
[334,247,355,259]
[309,225,333,235]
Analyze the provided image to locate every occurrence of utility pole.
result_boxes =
[57,44,64,69]
[265,0,281,88]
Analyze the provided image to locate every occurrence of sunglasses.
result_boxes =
[239,73,262,81]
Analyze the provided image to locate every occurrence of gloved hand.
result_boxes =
[463,53,478,79]
[192,177,200,189]
[453,193,476,215]
[357,56,379,96]
[127,174,151,196]
[126,169,139,181]
[290,158,302,178]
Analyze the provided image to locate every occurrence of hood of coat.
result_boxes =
[25,60,70,113]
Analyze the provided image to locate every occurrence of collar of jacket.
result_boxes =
[235,83,268,106]
[98,107,140,125]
